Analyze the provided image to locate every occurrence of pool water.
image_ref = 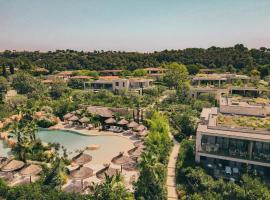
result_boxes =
[0,130,134,164]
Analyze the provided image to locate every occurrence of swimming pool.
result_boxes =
[0,129,134,164]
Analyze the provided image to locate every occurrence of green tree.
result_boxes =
[163,62,189,90]
[133,69,147,77]
[250,69,260,86]
[50,79,69,99]
[44,158,68,189]
[2,65,8,78]
[0,77,8,102]
[187,64,200,75]
[89,173,133,200]
[134,153,167,200]
[68,78,85,89]
[10,110,38,162]
[11,72,45,98]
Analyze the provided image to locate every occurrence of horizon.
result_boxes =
[1,0,270,52]
[0,43,268,54]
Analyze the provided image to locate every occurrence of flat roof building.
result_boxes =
[84,77,153,95]
[196,107,270,169]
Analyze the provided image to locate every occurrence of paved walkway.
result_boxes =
[166,138,180,200]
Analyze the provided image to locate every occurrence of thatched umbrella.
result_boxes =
[133,140,145,147]
[128,147,144,157]
[127,121,139,129]
[79,117,90,123]
[96,164,119,180]
[76,109,83,115]
[63,113,73,120]
[111,152,133,165]
[72,153,92,166]
[87,106,113,118]
[105,118,116,124]
[1,160,24,172]
[122,162,137,171]
[135,125,146,132]
[20,164,42,183]
[68,115,79,122]
[136,130,148,137]
[117,119,129,126]
[70,166,93,188]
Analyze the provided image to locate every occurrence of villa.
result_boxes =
[192,73,250,88]
[189,73,270,100]
[83,77,153,94]
[55,71,74,81]
[195,100,270,179]
[144,67,166,78]
[219,96,270,117]
[98,69,123,76]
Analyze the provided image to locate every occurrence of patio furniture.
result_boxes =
[229,177,235,182]
[225,166,232,175]
[232,167,239,175]
[123,130,133,136]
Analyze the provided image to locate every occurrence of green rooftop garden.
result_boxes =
[217,114,270,130]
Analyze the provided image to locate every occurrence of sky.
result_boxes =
[0,0,270,52]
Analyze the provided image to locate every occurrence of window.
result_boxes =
[115,82,119,86]
[123,82,125,87]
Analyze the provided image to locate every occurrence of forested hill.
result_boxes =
[0,44,270,74]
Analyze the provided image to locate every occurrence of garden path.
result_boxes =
[166,136,180,200]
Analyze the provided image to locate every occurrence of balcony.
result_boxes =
[200,143,270,163]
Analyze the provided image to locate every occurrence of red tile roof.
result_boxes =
[144,67,166,71]
[99,76,120,79]
[99,69,123,73]
[70,76,93,79]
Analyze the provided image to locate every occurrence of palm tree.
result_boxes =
[89,172,132,200]
[135,152,167,200]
